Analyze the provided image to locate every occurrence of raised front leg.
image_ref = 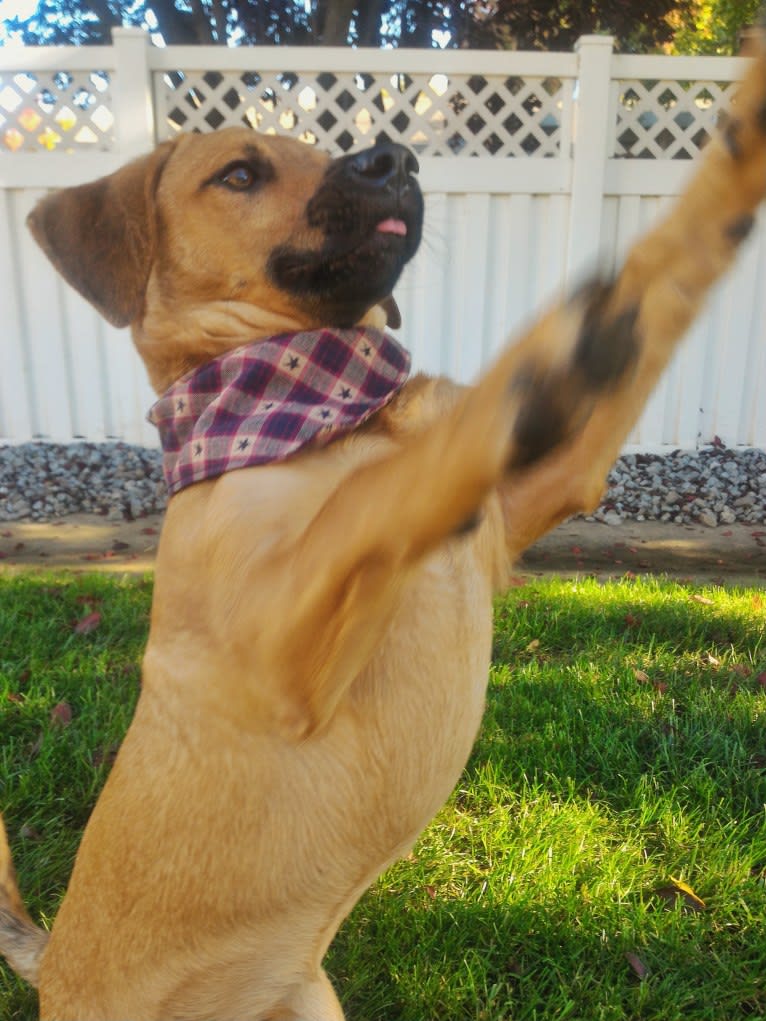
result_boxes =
[498,32,766,561]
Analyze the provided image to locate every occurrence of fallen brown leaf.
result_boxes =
[625,952,649,980]
[92,743,120,769]
[691,594,715,605]
[74,611,102,634]
[634,669,651,684]
[50,701,72,728]
[525,639,540,652]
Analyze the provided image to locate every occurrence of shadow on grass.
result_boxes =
[331,891,766,1021]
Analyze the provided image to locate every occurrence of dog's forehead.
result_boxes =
[167,127,332,184]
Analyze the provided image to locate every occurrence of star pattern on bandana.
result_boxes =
[148,327,411,496]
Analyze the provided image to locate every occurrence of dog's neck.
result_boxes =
[148,325,411,496]
[134,302,391,395]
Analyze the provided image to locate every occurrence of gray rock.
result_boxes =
[1,441,765,526]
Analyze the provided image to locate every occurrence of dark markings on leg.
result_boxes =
[726,213,756,243]
[723,119,743,161]
[505,282,639,471]
[507,363,594,471]
[574,289,641,390]
[453,509,485,536]
[509,386,571,469]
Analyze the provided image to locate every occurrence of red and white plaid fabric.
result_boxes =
[148,327,411,496]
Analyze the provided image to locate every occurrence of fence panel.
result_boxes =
[1,32,764,450]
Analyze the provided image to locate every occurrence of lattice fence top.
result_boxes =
[613,78,735,159]
[0,51,741,162]
[154,68,566,157]
[0,69,114,153]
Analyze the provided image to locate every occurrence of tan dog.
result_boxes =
[3,39,766,1020]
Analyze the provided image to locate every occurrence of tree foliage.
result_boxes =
[670,0,761,54]
[0,0,754,53]
[465,0,690,52]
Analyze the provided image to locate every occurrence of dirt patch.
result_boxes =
[1,514,765,586]
[0,515,162,574]
[523,519,766,587]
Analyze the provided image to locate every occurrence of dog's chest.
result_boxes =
[347,543,495,836]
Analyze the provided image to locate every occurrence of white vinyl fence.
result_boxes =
[1,29,764,450]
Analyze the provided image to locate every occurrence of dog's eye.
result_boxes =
[218,163,259,191]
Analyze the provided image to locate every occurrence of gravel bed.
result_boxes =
[0,442,765,526]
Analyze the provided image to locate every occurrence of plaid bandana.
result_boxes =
[148,327,411,496]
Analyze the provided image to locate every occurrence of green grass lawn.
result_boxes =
[1,571,765,1020]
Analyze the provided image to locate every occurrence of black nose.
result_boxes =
[345,142,419,191]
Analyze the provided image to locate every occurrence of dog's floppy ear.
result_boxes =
[381,295,402,330]
[26,140,176,328]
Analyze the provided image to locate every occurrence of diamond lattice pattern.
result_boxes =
[155,68,565,157]
[614,78,734,159]
[0,70,114,152]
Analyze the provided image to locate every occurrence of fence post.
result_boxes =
[111,27,155,160]
[565,34,615,285]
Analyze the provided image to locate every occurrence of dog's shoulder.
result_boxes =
[367,372,465,441]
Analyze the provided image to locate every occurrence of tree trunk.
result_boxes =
[149,0,216,44]
[83,0,121,42]
[316,0,357,44]
[355,1,385,45]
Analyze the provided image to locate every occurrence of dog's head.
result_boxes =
[27,127,423,391]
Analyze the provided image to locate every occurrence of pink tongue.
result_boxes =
[376,217,407,237]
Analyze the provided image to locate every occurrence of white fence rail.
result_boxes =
[1,30,763,450]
